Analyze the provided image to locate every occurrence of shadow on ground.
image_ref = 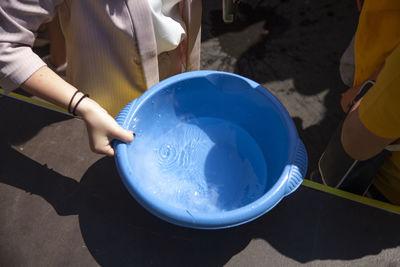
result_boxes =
[1,151,400,266]
[0,97,399,265]
[1,99,399,266]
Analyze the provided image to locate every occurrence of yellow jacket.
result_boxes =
[355,0,400,204]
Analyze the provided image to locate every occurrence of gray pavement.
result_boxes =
[1,98,400,266]
[1,0,400,266]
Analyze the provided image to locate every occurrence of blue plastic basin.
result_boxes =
[114,70,308,229]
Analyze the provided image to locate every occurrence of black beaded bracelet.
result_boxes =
[71,93,89,116]
[67,90,79,114]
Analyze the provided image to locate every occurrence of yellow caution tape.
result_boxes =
[0,88,70,115]
[302,179,400,214]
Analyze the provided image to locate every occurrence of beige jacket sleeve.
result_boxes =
[0,0,62,92]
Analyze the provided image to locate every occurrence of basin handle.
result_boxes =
[115,99,138,128]
[285,140,308,196]
[112,99,138,148]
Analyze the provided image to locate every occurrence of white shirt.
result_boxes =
[148,0,186,54]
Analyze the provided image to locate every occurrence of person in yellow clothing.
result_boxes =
[317,0,400,204]
[355,44,400,204]
[342,0,400,204]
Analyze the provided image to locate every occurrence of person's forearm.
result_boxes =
[22,65,80,111]
[21,65,96,117]
[21,66,134,156]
